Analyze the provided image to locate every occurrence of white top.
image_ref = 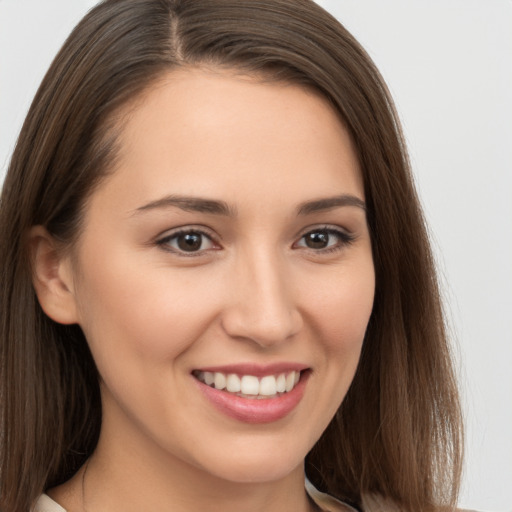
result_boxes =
[33,494,66,512]
[33,481,359,511]
[32,487,480,512]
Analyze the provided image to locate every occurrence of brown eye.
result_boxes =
[178,233,203,251]
[303,231,330,249]
[295,227,355,252]
[159,230,215,254]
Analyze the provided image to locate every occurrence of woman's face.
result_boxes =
[66,68,375,484]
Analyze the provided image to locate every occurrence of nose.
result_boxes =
[220,248,303,348]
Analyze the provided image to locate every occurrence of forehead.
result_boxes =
[91,67,363,215]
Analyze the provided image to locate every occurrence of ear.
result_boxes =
[28,226,79,325]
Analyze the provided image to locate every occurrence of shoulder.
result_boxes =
[34,489,479,512]
[361,494,480,512]
[32,494,67,512]
[360,494,401,512]
[306,479,359,511]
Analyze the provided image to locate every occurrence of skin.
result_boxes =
[32,68,375,512]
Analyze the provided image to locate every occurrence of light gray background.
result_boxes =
[1,1,511,510]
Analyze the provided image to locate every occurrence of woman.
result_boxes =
[0,1,463,511]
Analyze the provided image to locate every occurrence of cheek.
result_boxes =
[305,260,375,355]
[74,250,221,366]
[295,258,374,444]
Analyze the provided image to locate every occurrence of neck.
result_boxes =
[50,416,316,512]
[84,443,312,512]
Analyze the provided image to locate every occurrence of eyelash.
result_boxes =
[294,226,356,254]
[156,228,219,257]
[155,225,355,257]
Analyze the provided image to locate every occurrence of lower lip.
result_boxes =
[194,372,309,424]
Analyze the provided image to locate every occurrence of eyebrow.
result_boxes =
[133,193,366,217]
[133,195,236,216]
[296,194,366,215]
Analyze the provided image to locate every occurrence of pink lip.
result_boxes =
[193,370,310,424]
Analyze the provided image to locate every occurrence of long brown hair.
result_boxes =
[0,1,463,511]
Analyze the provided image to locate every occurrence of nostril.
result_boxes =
[220,308,303,348]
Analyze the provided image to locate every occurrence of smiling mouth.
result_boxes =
[192,370,302,399]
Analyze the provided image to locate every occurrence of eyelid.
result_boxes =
[155,224,218,241]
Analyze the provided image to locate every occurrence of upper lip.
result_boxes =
[192,362,309,377]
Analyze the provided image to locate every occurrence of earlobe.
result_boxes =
[28,226,79,325]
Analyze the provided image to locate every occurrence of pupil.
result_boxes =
[306,232,328,249]
[178,233,202,251]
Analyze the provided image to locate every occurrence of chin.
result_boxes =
[211,463,302,485]
[194,446,306,485]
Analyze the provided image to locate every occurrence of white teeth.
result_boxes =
[226,374,241,393]
[285,372,295,392]
[214,372,226,390]
[259,375,277,396]
[197,370,302,397]
[241,375,259,395]
[276,373,286,393]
